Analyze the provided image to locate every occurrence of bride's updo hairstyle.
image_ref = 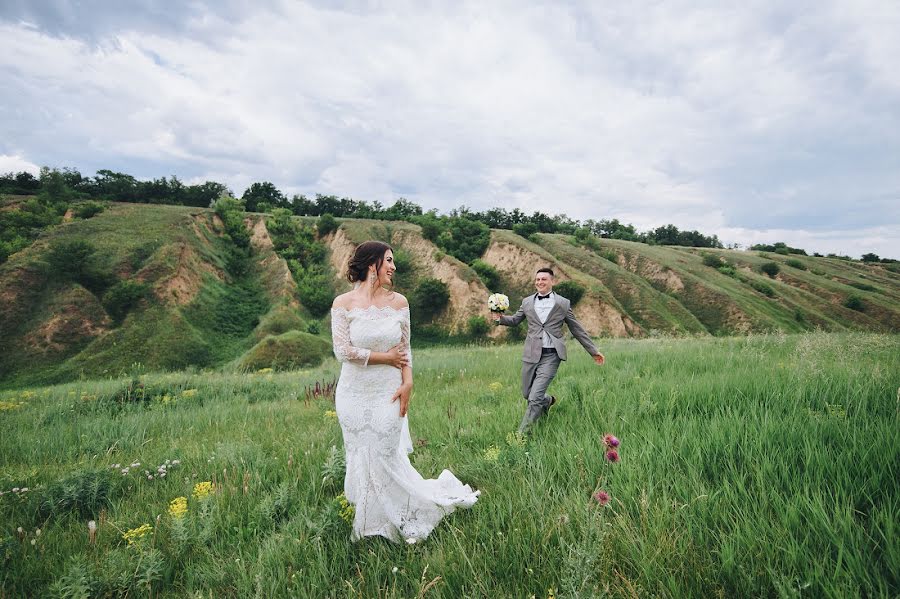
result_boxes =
[347,240,393,283]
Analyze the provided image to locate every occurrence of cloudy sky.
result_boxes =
[1,1,898,257]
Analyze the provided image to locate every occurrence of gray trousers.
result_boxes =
[519,350,562,432]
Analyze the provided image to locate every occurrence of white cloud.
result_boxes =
[0,154,40,175]
[0,0,898,257]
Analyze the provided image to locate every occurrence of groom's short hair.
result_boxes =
[536,267,554,277]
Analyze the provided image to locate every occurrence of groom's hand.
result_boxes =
[392,382,412,417]
[593,353,605,366]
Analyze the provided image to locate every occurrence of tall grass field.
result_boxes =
[1,333,898,597]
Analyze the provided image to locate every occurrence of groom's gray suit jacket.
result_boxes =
[497,293,600,397]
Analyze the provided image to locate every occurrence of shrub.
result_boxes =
[785,258,807,270]
[760,262,780,278]
[702,253,724,268]
[599,249,617,263]
[466,315,490,337]
[470,259,500,289]
[435,217,490,264]
[298,275,334,318]
[750,280,776,297]
[72,201,106,219]
[102,280,149,324]
[849,282,876,292]
[239,331,331,370]
[254,308,304,339]
[717,264,737,277]
[306,320,321,335]
[316,213,339,237]
[843,295,864,311]
[411,278,450,322]
[390,248,415,292]
[512,222,538,239]
[554,280,586,307]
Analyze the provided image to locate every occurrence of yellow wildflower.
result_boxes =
[335,492,354,524]
[20,391,35,400]
[0,400,25,411]
[181,389,198,398]
[168,496,188,519]
[192,481,214,500]
[323,410,338,422]
[256,368,273,375]
[483,445,501,462]
[489,382,503,393]
[505,431,526,449]
[122,523,153,546]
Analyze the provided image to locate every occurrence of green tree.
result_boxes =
[470,259,500,289]
[554,280,585,306]
[242,182,286,213]
[411,278,450,323]
[760,262,780,278]
[861,253,880,263]
[316,213,339,237]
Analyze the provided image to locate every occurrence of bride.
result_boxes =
[330,240,479,543]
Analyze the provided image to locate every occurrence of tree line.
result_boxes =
[1,167,726,249]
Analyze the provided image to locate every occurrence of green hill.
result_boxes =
[1,202,898,385]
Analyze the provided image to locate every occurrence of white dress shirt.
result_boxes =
[533,291,556,348]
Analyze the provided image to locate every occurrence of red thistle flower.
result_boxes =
[605,449,620,463]
[592,490,610,506]
[603,434,620,448]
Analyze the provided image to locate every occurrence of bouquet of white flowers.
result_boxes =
[488,293,510,313]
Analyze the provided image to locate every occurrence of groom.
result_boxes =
[493,268,604,433]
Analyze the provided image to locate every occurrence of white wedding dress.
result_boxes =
[331,305,480,543]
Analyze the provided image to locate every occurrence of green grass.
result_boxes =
[1,333,897,597]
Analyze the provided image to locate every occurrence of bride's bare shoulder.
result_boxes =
[332,292,355,309]
[388,292,409,309]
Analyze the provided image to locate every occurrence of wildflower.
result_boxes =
[257,368,273,374]
[181,389,197,398]
[121,468,129,475]
[12,487,19,493]
[605,449,620,463]
[483,445,501,462]
[192,481,214,500]
[172,459,181,465]
[20,487,28,493]
[602,433,620,448]
[323,410,338,422]
[30,539,36,546]
[122,523,153,546]
[17,526,23,534]
[489,382,503,393]
[593,490,610,506]
[506,431,526,449]
[131,462,140,468]
[88,520,97,544]
[405,537,417,545]
[548,587,557,599]
[35,528,41,536]
[147,475,153,480]
[168,496,188,519]
[335,492,355,524]
[392,567,398,574]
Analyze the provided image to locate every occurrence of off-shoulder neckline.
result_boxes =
[331,305,410,314]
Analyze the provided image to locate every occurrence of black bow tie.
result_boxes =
[536,294,551,301]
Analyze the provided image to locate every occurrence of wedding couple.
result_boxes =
[330,241,604,543]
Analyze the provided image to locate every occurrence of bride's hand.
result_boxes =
[385,344,409,369]
[391,382,412,417]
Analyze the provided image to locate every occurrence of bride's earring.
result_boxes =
[369,268,377,290]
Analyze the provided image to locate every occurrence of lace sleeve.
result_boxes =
[400,308,413,369]
[331,308,371,366]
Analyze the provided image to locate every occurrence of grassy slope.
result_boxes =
[3,205,900,386]
[0,334,897,597]
[515,231,900,336]
[0,204,276,386]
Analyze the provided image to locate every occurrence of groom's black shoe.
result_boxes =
[548,395,557,411]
